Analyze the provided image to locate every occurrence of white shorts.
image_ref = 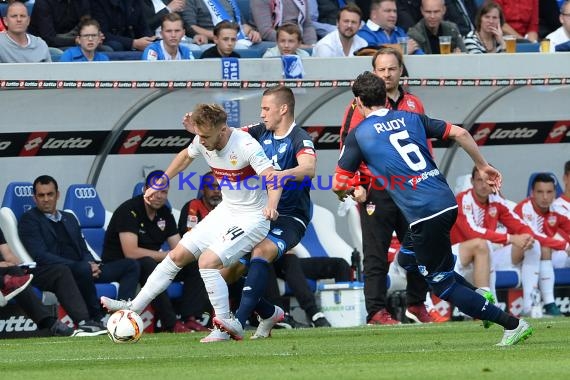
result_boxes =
[179,204,269,267]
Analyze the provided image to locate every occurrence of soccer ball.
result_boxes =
[107,310,144,343]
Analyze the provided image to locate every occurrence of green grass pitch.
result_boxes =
[1,318,569,380]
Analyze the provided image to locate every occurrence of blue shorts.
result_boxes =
[239,215,306,267]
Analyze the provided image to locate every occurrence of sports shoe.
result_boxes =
[171,320,192,333]
[496,319,533,347]
[275,313,309,329]
[405,304,433,323]
[0,274,33,305]
[311,312,331,327]
[428,308,450,323]
[367,308,400,325]
[213,315,244,340]
[543,302,562,316]
[50,321,77,337]
[185,316,209,332]
[200,327,230,343]
[75,320,107,336]
[475,289,496,329]
[100,296,132,313]
[251,306,285,339]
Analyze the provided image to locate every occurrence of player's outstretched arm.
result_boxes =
[261,168,283,221]
[447,125,502,193]
[144,148,194,203]
[332,172,355,201]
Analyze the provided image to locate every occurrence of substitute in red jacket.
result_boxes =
[451,166,540,315]
[514,172,570,316]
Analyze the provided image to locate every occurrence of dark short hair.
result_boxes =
[262,85,295,115]
[33,175,58,194]
[276,23,302,42]
[372,46,403,70]
[213,20,240,37]
[564,160,570,175]
[475,1,505,32]
[161,12,184,29]
[352,71,386,108]
[337,3,363,22]
[531,172,556,190]
[78,16,101,34]
[145,170,166,188]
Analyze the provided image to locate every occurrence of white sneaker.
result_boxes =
[199,327,230,343]
[251,306,285,340]
[496,319,534,347]
[100,296,132,313]
[212,315,244,341]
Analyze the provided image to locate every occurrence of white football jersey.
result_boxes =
[553,196,570,219]
[187,129,273,212]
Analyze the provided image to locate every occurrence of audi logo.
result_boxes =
[13,186,34,197]
[74,188,97,199]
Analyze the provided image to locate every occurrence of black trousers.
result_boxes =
[360,187,429,321]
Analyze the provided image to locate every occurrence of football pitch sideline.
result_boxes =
[1,318,569,380]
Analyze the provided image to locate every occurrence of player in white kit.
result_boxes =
[101,104,282,342]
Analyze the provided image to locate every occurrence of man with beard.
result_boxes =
[312,3,368,57]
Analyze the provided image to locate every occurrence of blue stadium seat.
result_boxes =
[495,270,520,289]
[554,268,570,286]
[63,184,107,259]
[526,172,563,197]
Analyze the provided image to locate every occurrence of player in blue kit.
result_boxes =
[333,71,533,346]
[213,85,317,341]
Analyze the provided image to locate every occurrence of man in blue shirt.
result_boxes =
[333,71,533,347]
[142,13,195,61]
[358,0,424,54]
[59,18,109,62]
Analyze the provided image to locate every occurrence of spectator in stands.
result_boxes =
[396,0,422,31]
[102,171,196,333]
[0,228,107,335]
[142,13,195,60]
[0,270,77,336]
[263,23,310,57]
[463,1,506,54]
[546,1,570,52]
[539,0,561,38]
[357,0,423,54]
[450,167,541,317]
[340,47,432,325]
[312,3,369,57]
[18,175,139,330]
[553,160,570,216]
[444,0,478,37]
[91,0,156,51]
[142,0,186,35]
[514,173,570,316]
[251,0,318,45]
[59,17,110,62]
[407,0,466,53]
[28,0,90,49]
[494,0,538,42]
[0,1,51,63]
[309,0,343,39]
[181,0,261,48]
[200,20,241,58]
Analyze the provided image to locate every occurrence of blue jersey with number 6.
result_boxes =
[336,108,457,226]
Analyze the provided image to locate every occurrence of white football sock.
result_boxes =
[539,260,555,305]
[521,245,541,312]
[131,255,182,313]
[200,268,230,319]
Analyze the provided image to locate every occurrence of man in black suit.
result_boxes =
[18,175,139,329]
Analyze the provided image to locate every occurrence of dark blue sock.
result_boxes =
[254,297,276,320]
[445,283,507,326]
[236,258,270,327]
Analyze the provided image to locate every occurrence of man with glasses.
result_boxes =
[546,1,570,52]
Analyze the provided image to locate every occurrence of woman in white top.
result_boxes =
[463,2,506,54]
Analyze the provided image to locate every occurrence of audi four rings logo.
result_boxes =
[13,186,33,197]
[74,188,97,199]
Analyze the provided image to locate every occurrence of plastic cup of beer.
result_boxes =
[397,36,408,55]
[438,36,451,54]
[504,35,516,53]
[540,39,550,53]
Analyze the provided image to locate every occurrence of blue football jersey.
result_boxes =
[337,108,457,225]
[246,123,316,226]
